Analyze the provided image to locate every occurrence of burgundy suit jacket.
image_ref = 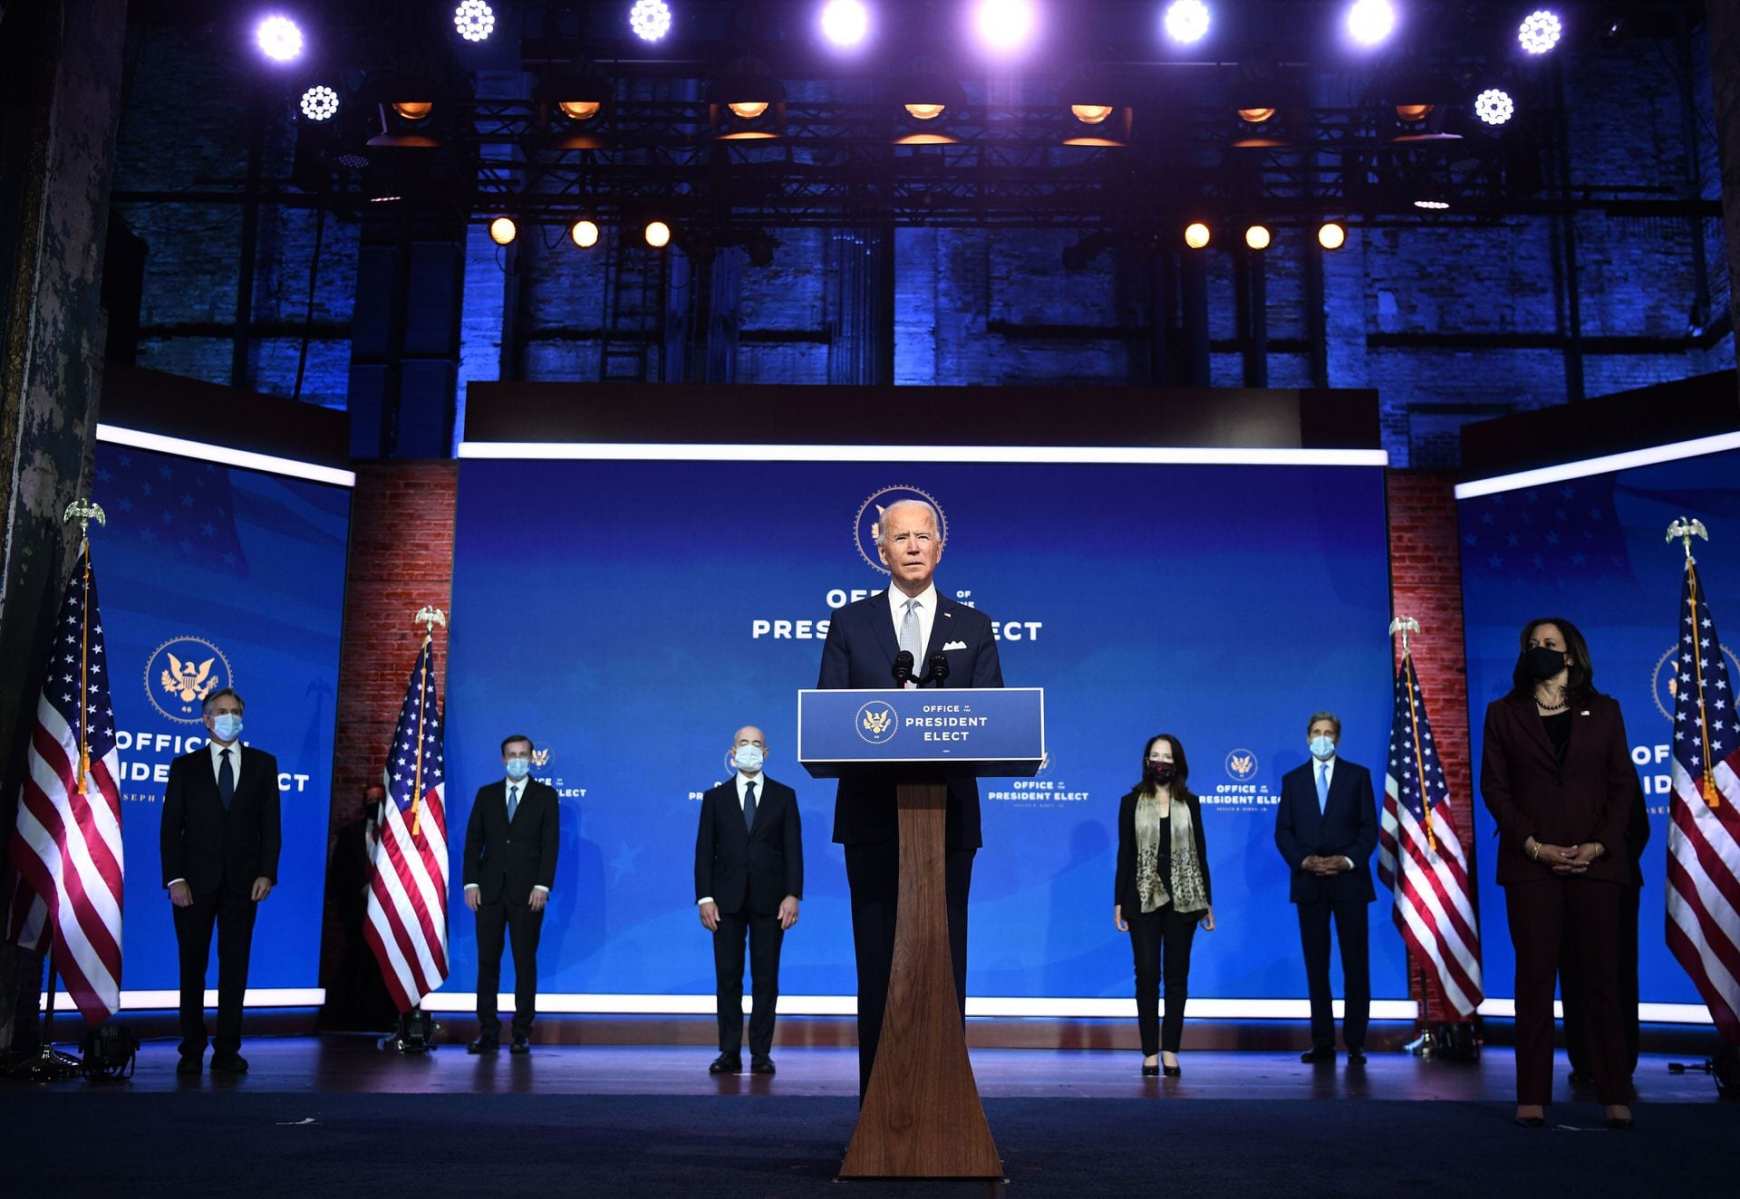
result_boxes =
[1478,691,1636,886]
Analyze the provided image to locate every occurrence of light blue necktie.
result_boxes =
[1316,763,1329,814]
[507,783,520,823]
[898,598,923,666]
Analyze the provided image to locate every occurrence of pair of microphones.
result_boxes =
[892,649,950,689]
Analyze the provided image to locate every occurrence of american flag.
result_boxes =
[1665,556,1740,1043]
[4,545,125,1023]
[362,637,450,1012]
[1378,655,1484,1018]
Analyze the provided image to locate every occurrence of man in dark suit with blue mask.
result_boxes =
[1275,711,1378,1065]
[816,498,1004,1098]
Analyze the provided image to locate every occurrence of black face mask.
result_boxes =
[1148,763,1177,786]
[1523,645,1568,681]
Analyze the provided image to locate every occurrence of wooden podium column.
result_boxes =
[839,781,1003,1180]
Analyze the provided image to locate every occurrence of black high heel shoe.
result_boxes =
[1163,1062,1182,1078]
[1142,1061,1160,1077]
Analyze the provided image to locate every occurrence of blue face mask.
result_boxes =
[734,745,765,773]
[210,714,243,742]
[1308,735,1336,761]
[504,758,531,781]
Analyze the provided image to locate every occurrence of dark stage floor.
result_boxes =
[3,1038,1732,1196]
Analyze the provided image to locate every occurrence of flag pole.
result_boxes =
[1667,518,1720,809]
[1390,615,1435,854]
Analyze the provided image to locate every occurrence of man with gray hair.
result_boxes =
[1275,710,1377,1065]
[817,497,1004,1098]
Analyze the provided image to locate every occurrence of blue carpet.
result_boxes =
[1,1092,1728,1196]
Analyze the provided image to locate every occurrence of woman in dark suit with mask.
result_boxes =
[1114,734,1215,1077]
[1480,617,1635,1129]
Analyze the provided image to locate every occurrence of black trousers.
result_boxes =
[1296,893,1372,1052]
[1563,881,1642,1080]
[713,909,786,1057]
[845,841,973,1099]
[1128,906,1198,1056]
[1505,877,1627,1106]
[173,887,258,1058]
[475,897,544,1039]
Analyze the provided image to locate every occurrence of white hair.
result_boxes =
[876,498,943,547]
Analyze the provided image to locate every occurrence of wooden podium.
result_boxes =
[796,688,1045,1181]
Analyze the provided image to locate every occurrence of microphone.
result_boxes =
[892,650,916,687]
[922,653,950,688]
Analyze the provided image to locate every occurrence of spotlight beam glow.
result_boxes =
[1163,0,1211,46]
[630,0,672,42]
[1475,88,1515,126]
[1518,10,1562,55]
[972,0,1039,58]
[454,1,496,43]
[1344,0,1396,47]
[255,14,304,63]
[819,0,871,49]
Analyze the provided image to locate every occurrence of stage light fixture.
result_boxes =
[1184,222,1211,250]
[1317,221,1346,251]
[1413,198,1450,211]
[906,103,946,121]
[973,0,1039,58]
[1071,105,1113,125]
[1395,103,1432,122]
[559,100,602,121]
[728,101,769,120]
[1237,106,1276,124]
[392,100,434,121]
[1474,87,1514,126]
[299,85,339,122]
[489,217,517,245]
[570,219,600,249]
[1344,0,1396,47]
[1244,223,1272,251]
[819,0,870,48]
[255,14,304,63]
[630,0,672,42]
[645,220,672,248]
[1518,9,1561,55]
[454,1,495,42]
[1163,0,1210,45]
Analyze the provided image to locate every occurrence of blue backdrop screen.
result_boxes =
[1459,446,1740,1008]
[93,442,348,993]
[446,458,1399,1000]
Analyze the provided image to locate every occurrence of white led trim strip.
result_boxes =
[97,424,357,488]
[1454,430,1740,499]
[43,987,326,1010]
[457,442,1389,467]
[417,994,1431,1020]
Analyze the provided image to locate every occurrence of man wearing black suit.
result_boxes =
[1275,711,1378,1065]
[462,734,559,1055]
[695,725,803,1075]
[160,687,281,1075]
[816,498,1003,1097]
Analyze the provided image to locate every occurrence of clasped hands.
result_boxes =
[698,896,800,932]
[1525,837,1604,874]
[1300,854,1352,878]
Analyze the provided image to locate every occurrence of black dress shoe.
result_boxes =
[1346,1048,1367,1066]
[1141,1062,1159,1077]
[210,1053,249,1074]
[176,1055,202,1076]
[750,1056,775,1075]
[509,1037,530,1055]
[1300,1047,1335,1064]
[467,1038,500,1055]
[708,1054,742,1074]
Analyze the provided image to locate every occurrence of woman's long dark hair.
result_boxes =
[1136,733,1193,798]
[1510,615,1597,702]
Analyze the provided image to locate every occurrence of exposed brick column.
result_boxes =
[1385,469,1477,1026]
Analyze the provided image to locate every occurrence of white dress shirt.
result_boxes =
[1312,753,1354,871]
[166,740,244,889]
[697,771,766,907]
[887,581,938,677]
[464,774,550,896]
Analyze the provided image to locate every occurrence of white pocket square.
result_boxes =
[942,640,968,651]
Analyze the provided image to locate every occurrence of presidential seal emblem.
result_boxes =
[146,636,234,724]
[854,484,949,575]
[855,700,899,745]
[1224,748,1259,782]
[1651,642,1740,720]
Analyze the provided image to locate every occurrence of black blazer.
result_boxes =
[694,775,803,916]
[1479,691,1635,886]
[159,745,282,897]
[1274,757,1379,905]
[816,590,1004,849]
[462,779,560,905]
[1113,787,1213,914]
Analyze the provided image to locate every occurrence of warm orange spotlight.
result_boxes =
[1317,221,1347,251]
[727,101,769,120]
[392,100,433,121]
[1070,104,1114,124]
[645,220,672,249]
[488,216,517,246]
[1236,106,1276,124]
[570,219,600,249]
[558,100,602,121]
[904,102,946,120]
[1184,222,1212,250]
[1244,224,1272,251]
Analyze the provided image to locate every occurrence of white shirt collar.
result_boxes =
[886,580,938,620]
[209,739,239,766]
[1314,754,1336,781]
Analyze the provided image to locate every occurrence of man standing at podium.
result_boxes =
[817,498,1003,1097]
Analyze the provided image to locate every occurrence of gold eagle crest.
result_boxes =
[160,653,218,704]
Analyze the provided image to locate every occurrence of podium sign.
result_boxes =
[800,686,1043,1181]
[796,687,1045,777]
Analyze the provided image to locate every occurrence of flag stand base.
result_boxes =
[380,1007,436,1054]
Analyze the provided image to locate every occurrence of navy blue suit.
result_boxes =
[1275,756,1377,1053]
[817,589,1003,1096]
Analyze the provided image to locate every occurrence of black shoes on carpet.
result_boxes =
[708,1054,774,1074]
[510,1037,530,1056]
[211,1053,248,1074]
[1300,1046,1336,1064]
[176,1055,201,1076]
[467,1038,499,1055]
